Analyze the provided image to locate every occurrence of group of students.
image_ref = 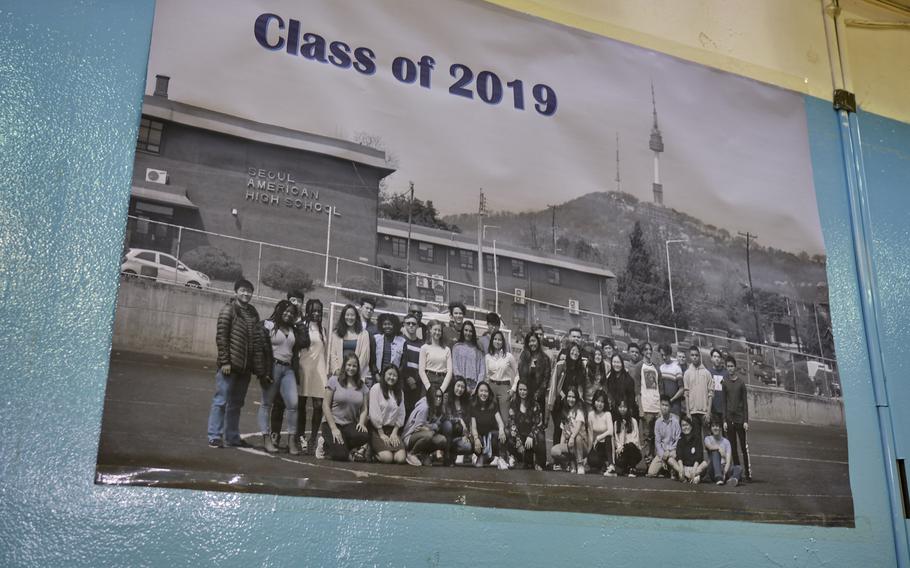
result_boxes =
[206,279,752,485]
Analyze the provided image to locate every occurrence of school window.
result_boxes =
[511,259,525,278]
[484,254,496,274]
[484,298,495,312]
[136,118,163,153]
[512,304,527,324]
[547,268,561,285]
[418,242,435,263]
[391,237,407,258]
[459,250,474,270]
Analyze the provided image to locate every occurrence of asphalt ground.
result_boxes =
[96,350,854,526]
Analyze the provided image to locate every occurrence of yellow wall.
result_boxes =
[485,0,909,123]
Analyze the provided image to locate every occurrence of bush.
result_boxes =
[261,262,315,295]
[181,246,243,280]
[339,276,384,307]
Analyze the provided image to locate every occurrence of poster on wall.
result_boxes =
[95,0,853,526]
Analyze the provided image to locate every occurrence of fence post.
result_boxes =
[256,242,262,298]
[646,325,651,344]
[173,226,183,285]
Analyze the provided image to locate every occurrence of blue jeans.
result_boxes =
[207,370,230,442]
[207,369,251,443]
[707,450,743,483]
[258,362,298,435]
[225,371,252,444]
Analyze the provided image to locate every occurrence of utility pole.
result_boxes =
[405,181,414,301]
[546,203,558,253]
[738,231,761,343]
[477,189,487,308]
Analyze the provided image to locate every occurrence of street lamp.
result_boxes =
[483,225,500,314]
[666,238,687,346]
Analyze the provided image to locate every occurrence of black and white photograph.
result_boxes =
[96,0,852,526]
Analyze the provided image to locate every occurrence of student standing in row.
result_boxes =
[208,279,264,449]
[684,345,713,436]
[373,313,405,371]
[723,356,752,481]
[606,354,637,419]
[328,304,370,382]
[517,331,550,407]
[258,300,305,455]
[399,313,425,420]
[638,342,661,463]
[582,348,607,407]
[358,297,378,386]
[296,299,328,454]
[658,343,683,417]
[452,321,485,392]
[485,330,518,423]
[709,348,727,426]
[419,320,453,392]
[441,301,466,348]
[478,312,501,353]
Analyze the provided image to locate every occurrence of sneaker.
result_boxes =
[729,477,739,487]
[262,434,278,454]
[208,438,223,449]
[627,472,637,478]
[474,455,485,468]
[508,455,516,469]
[576,464,585,475]
[692,475,701,485]
[497,458,510,471]
[270,431,281,449]
[534,465,544,472]
[716,479,725,486]
[552,463,562,472]
[314,434,326,460]
[298,436,308,454]
[226,439,252,449]
[606,464,615,474]
[455,455,465,465]
[603,470,617,477]
[406,454,422,466]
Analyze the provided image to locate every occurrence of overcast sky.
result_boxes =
[146,0,826,255]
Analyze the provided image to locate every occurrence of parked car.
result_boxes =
[121,248,210,289]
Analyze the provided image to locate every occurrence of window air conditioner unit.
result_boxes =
[514,288,526,305]
[145,168,168,184]
[415,275,429,289]
[568,299,580,315]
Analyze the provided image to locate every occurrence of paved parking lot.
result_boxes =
[96,351,854,526]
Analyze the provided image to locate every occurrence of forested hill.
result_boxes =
[444,191,829,308]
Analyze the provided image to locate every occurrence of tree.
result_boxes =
[614,221,675,327]
[378,190,461,232]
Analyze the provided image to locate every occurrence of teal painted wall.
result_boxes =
[0,1,904,565]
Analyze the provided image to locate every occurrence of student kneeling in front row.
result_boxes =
[646,396,680,478]
[704,420,743,486]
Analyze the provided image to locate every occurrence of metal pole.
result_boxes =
[323,213,332,287]
[256,242,262,298]
[814,302,824,357]
[666,239,685,346]
[173,226,183,285]
[493,239,499,314]
[405,182,414,301]
[477,189,485,308]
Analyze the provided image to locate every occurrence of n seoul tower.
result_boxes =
[649,82,664,205]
